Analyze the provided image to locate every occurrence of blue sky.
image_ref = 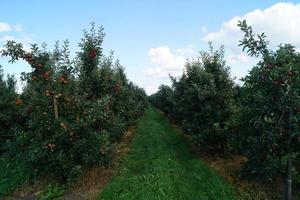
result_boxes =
[1,0,300,94]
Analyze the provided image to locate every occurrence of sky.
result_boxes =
[1,0,300,94]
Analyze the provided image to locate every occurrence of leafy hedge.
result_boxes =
[0,68,20,154]
[150,44,235,153]
[0,23,147,182]
[237,20,300,180]
[151,21,300,182]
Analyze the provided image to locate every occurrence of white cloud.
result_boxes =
[201,2,300,81]
[0,35,16,42]
[144,2,300,94]
[0,22,12,32]
[176,44,197,58]
[0,22,33,94]
[203,2,300,52]
[141,45,197,94]
[226,53,253,65]
[0,34,32,51]
[0,23,32,51]
[0,22,23,32]
[144,85,159,95]
[226,53,259,81]
[144,45,196,79]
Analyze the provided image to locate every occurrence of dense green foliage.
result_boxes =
[0,67,19,154]
[1,19,300,198]
[100,107,236,200]
[237,20,300,180]
[151,20,300,183]
[0,156,28,196]
[0,23,147,183]
[150,44,235,152]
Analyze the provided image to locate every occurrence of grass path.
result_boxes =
[99,107,236,200]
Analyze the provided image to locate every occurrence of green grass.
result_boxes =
[38,184,65,200]
[99,107,236,200]
[0,156,29,197]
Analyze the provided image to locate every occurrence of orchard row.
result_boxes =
[150,20,300,182]
[0,23,147,182]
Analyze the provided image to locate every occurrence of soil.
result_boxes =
[5,180,47,200]
[195,149,285,200]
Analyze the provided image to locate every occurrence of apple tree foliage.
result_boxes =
[0,23,147,182]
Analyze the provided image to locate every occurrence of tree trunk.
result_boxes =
[285,108,292,200]
[53,93,59,120]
